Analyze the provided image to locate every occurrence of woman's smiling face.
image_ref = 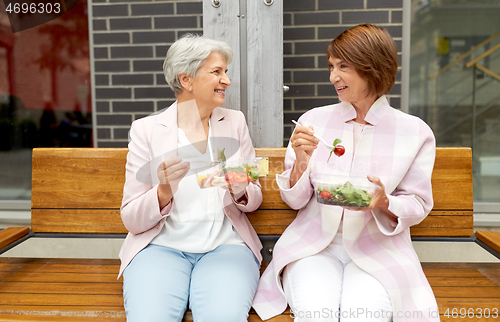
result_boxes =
[328,56,375,108]
[190,51,231,109]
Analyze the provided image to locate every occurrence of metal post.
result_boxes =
[239,0,248,118]
[246,0,283,147]
[203,0,284,147]
[401,0,411,114]
[472,65,477,154]
[203,0,241,112]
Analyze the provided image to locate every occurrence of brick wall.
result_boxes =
[90,0,403,147]
[92,0,203,147]
[282,0,403,146]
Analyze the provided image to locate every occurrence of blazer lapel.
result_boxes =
[210,107,228,139]
[150,101,179,161]
[209,108,241,161]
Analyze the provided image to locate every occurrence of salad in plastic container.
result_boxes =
[310,174,380,208]
[196,158,261,189]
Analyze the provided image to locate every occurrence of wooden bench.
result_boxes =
[0,147,499,321]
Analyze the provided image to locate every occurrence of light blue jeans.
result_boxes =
[123,244,260,322]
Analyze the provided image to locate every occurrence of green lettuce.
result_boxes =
[318,181,372,207]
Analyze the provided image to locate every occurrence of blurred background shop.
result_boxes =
[0,0,91,204]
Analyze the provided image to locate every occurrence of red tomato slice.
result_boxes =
[234,172,248,183]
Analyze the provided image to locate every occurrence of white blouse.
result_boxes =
[150,125,245,253]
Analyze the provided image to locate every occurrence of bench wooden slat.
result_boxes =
[410,228,472,237]
[476,231,500,255]
[0,263,120,275]
[248,209,296,235]
[433,286,500,298]
[431,148,473,211]
[0,306,124,312]
[410,214,473,237]
[250,211,475,237]
[0,272,119,283]
[31,209,126,234]
[0,282,121,294]
[437,298,500,314]
[0,259,121,284]
[0,273,119,283]
[31,148,128,210]
[0,294,123,307]
[427,276,498,287]
[423,269,500,277]
[0,227,30,250]
[30,211,474,236]
[413,214,472,229]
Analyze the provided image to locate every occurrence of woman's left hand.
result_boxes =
[345,175,396,220]
[364,175,389,211]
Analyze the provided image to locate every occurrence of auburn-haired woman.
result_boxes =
[253,24,439,322]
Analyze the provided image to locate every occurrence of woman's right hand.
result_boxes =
[157,157,190,208]
[289,125,318,187]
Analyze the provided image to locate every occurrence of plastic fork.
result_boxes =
[292,120,334,150]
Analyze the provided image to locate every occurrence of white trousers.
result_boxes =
[283,224,393,322]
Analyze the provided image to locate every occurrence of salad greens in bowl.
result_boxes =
[310,174,380,209]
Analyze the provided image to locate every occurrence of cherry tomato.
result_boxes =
[320,190,331,200]
[334,145,345,157]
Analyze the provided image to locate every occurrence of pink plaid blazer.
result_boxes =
[118,102,263,278]
[252,96,440,321]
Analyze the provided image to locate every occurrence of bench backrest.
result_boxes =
[31,147,473,237]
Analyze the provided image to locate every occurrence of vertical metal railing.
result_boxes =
[429,31,500,144]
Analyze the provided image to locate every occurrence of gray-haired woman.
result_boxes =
[118,34,263,321]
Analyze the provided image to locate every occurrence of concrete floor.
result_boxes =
[1,212,500,262]
[1,234,499,263]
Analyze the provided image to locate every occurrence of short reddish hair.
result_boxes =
[326,24,398,97]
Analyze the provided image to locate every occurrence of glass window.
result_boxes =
[409,0,500,204]
[0,0,91,201]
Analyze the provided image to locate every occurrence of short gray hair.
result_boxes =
[163,34,233,96]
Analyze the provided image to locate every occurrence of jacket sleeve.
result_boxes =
[372,124,436,236]
[120,119,172,235]
[226,111,263,213]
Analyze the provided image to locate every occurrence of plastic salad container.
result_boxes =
[196,158,261,189]
[310,173,380,208]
